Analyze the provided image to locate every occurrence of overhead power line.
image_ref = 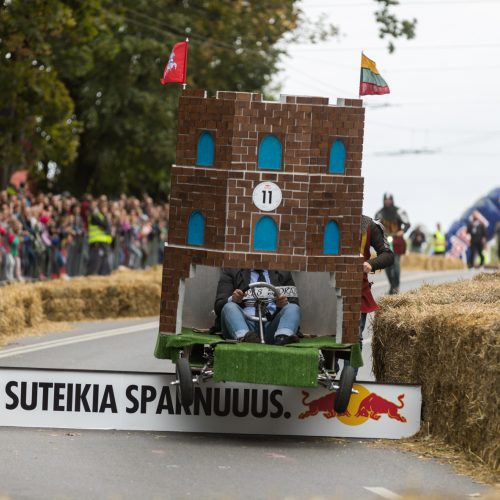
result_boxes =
[307,0,500,7]
[121,6,240,52]
[115,6,275,56]
[373,148,440,156]
[369,121,500,135]
[283,55,500,72]
[103,6,499,143]
[370,130,499,157]
[291,43,500,52]
[283,62,355,97]
[103,9,242,55]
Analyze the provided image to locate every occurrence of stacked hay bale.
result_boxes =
[0,267,162,341]
[372,272,500,472]
[400,253,465,271]
[0,284,44,338]
[36,267,162,322]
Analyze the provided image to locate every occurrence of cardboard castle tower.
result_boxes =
[160,90,365,343]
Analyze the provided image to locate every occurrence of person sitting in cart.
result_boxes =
[214,269,300,345]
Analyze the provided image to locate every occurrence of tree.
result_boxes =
[374,0,417,53]
[0,1,85,189]
[57,0,310,198]
[1,0,416,194]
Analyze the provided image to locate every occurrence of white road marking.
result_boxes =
[0,321,158,359]
[363,486,402,499]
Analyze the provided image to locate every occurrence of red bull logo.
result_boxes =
[299,384,406,425]
[355,392,406,422]
[298,391,350,420]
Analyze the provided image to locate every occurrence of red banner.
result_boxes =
[160,40,189,85]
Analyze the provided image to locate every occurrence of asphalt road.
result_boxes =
[0,268,493,499]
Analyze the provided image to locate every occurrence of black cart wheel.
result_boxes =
[176,357,194,407]
[334,365,355,413]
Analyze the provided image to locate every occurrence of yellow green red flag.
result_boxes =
[360,53,390,96]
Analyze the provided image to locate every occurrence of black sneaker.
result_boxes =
[240,331,260,343]
[274,334,299,346]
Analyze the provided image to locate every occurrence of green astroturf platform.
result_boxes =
[154,330,362,388]
[213,343,319,387]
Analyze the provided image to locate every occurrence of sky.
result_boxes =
[277,0,500,233]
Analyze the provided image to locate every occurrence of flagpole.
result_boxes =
[359,51,363,99]
[182,37,189,90]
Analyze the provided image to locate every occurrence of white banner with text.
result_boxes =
[0,367,421,438]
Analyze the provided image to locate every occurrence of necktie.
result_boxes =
[254,270,274,319]
[255,269,266,283]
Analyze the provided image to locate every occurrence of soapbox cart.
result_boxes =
[155,281,362,414]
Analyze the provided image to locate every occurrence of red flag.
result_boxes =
[160,40,189,85]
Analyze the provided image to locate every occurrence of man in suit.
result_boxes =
[214,268,301,345]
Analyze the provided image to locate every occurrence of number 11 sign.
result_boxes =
[252,182,283,212]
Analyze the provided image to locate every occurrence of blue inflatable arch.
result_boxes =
[329,139,346,174]
[258,134,282,170]
[253,216,278,251]
[323,220,340,255]
[196,131,215,166]
[446,186,500,259]
[187,210,205,246]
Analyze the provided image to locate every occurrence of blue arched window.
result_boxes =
[258,134,282,170]
[253,216,278,252]
[196,131,214,166]
[329,139,346,174]
[323,220,340,255]
[187,210,205,246]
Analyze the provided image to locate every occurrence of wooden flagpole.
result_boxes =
[182,38,189,90]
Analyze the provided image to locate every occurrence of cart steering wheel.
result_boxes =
[242,281,281,322]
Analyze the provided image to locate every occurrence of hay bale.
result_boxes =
[401,253,465,271]
[0,283,44,340]
[372,272,500,471]
[19,287,44,328]
[36,270,162,321]
[115,282,161,317]
[0,267,162,340]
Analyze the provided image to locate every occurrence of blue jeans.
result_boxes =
[221,301,301,344]
[385,253,401,292]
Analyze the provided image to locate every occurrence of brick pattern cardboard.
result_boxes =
[160,91,366,343]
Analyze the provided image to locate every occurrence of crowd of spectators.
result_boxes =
[0,185,169,283]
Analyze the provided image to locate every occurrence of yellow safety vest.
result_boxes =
[88,212,112,245]
[433,230,446,253]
